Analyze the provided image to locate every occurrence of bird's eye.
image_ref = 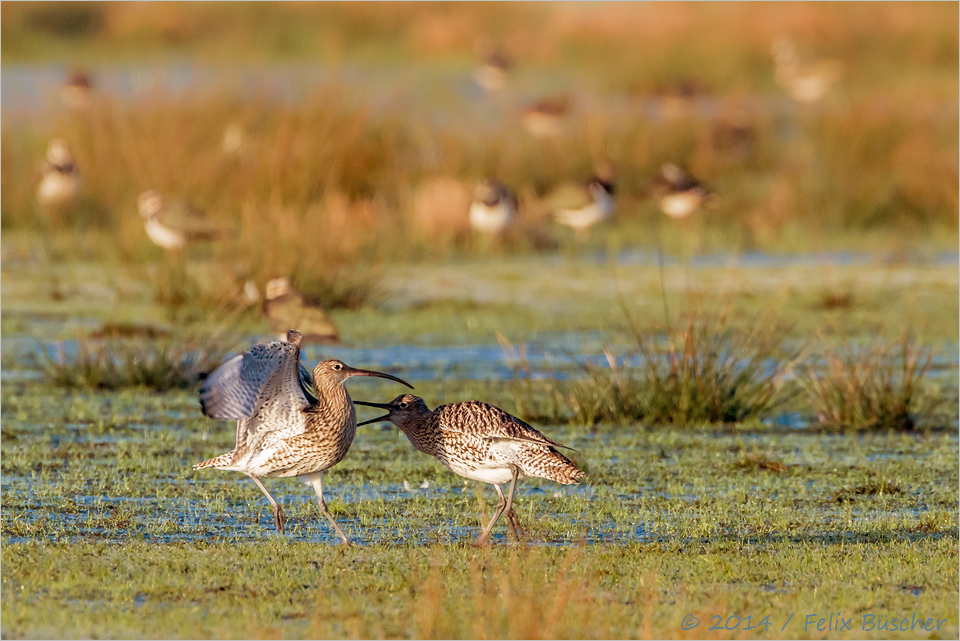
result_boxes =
[333,363,342,370]
[399,402,408,408]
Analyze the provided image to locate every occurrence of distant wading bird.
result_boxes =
[37,139,82,210]
[355,394,585,546]
[194,330,413,543]
[553,176,616,240]
[262,277,340,345]
[771,39,841,105]
[469,179,517,236]
[656,163,714,220]
[137,190,231,251]
[60,70,93,110]
[474,44,512,92]
[523,95,570,139]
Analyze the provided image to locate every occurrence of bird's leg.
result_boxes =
[309,473,353,545]
[506,508,525,542]
[246,474,285,534]
[503,466,525,542]
[474,484,507,547]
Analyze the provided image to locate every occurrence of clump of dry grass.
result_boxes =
[501,301,795,427]
[833,472,902,503]
[42,332,236,391]
[732,448,788,473]
[801,336,940,430]
[568,308,793,426]
[308,549,603,639]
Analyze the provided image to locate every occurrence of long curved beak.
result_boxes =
[354,400,394,410]
[356,414,391,427]
[344,367,413,389]
[354,400,395,427]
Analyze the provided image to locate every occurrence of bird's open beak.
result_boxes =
[343,367,413,389]
[354,399,395,427]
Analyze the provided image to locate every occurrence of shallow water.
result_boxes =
[4,330,957,387]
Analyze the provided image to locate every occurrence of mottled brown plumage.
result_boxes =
[194,329,412,543]
[355,394,584,545]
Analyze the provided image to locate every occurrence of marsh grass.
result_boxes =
[802,336,941,430]
[42,332,236,391]
[501,301,795,427]
[581,309,793,426]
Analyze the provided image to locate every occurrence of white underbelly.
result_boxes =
[457,464,515,486]
[470,202,514,233]
[37,175,81,206]
[145,219,186,250]
[660,193,700,219]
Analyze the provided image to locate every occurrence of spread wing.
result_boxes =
[435,402,575,450]
[200,340,312,421]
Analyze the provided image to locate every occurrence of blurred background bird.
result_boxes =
[522,95,570,138]
[655,163,715,220]
[473,41,512,93]
[36,139,82,211]
[60,69,93,110]
[262,277,340,345]
[550,165,616,240]
[469,179,517,237]
[771,38,842,105]
[221,122,249,157]
[137,190,232,251]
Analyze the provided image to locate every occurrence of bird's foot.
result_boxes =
[471,534,492,548]
[506,509,526,543]
[273,506,286,534]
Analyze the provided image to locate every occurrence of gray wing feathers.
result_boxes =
[199,341,311,421]
[199,354,254,420]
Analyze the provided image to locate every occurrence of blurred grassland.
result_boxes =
[2,75,956,273]
[2,2,957,311]
[2,3,958,96]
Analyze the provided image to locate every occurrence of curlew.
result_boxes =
[656,163,714,220]
[262,277,340,345]
[553,176,616,240]
[137,190,230,251]
[37,139,82,210]
[355,394,584,546]
[194,330,412,543]
[469,179,517,236]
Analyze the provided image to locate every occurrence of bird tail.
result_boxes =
[540,450,586,485]
[193,451,235,471]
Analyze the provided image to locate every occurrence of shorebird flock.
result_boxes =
[195,329,584,545]
[37,38,835,254]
